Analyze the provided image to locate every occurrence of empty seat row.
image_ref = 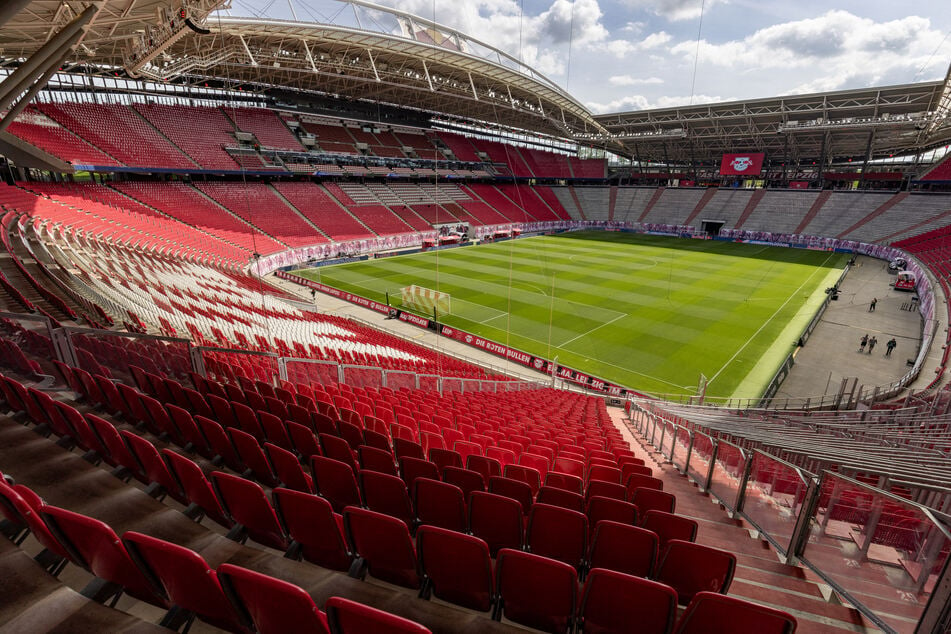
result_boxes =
[0,481,429,633]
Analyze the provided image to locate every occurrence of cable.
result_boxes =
[688,0,706,106]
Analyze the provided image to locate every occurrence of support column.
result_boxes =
[0,0,32,30]
[0,4,98,115]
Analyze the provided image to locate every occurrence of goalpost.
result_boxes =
[400,285,452,317]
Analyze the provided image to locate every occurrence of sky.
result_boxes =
[227,0,951,115]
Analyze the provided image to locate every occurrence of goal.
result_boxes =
[400,285,452,316]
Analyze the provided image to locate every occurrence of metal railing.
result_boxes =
[626,404,951,634]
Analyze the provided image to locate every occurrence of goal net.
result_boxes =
[400,285,452,316]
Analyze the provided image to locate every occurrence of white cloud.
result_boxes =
[608,75,664,86]
[668,10,946,93]
[620,0,727,22]
[587,93,727,114]
[601,30,671,57]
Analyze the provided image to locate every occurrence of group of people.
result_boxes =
[859,333,897,357]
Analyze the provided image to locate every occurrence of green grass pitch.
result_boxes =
[298,232,847,400]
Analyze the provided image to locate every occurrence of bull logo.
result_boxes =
[730,156,754,171]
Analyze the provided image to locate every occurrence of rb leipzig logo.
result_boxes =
[730,156,754,172]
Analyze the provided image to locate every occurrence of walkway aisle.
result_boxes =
[608,407,880,634]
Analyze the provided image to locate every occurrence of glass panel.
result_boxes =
[341,365,383,390]
[442,377,464,393]
[201,348,278,387]
[687,431,715,490]
[418,374,440,393]
[741,451,813,555]
[662,420,677,461]
[463,379,483,393]
[670,425,691,474]
[384,370,417,392]
[802,473,951,634]
[69,328,191,385]
[285,358,339,390]
[709,440,747,513]
[0,312,56,380]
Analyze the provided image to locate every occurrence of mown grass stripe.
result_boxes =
[301,232,846,399]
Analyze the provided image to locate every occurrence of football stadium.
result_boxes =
[0,0,949,632]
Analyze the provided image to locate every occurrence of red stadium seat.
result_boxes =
[588,520,658,578]
[359,469,415,531]
[488,476,533,515]
[264,442,314,493]
[674,592,797,634]
[632,487,677,515]
[643,510,699,550]
[40,506,166,607]
[358,444,398,476]
[655,540,737,606]
[272,487,351,571]
[494,548,577,633]
[417,525,494,612]
[526,503,588,572]
[217,564,330,634]
[122,531,247,632]
[343,506,421,589]
[325,597,431,634]
[468,491,523,557]
[442,466,485,501]
[536,485,585,513]
[311,455,362,513]
[210,472,289,550]
[413,478,467,532]
[580,568,678,634]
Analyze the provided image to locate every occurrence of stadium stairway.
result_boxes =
[794,191,832,234]
[682,188,718,227]
[189,184,291,251]
[568,187,588,220]
[732,189,767,230]
[608,186,618,222]
[638,187,667,223]
[837,193,910,240]
[612,409,891,634]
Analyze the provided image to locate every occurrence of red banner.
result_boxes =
[719,153,765,176]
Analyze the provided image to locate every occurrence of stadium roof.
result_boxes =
[591,79,951,165]
[0,1,612,143]
[1,1,949,164]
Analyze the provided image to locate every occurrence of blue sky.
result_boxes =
[226,0,951,114]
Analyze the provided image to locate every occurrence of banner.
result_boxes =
[719,153,765,176]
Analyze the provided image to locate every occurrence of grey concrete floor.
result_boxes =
[777,255,945,403]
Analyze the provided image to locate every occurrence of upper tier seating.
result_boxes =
[195,182,326,247]
[300,119,360,155]
[570,157,607,179]
[113,182,286,255]
[6,107,121,167]
[612,188,655,223]
[640,189,707,225]
[494,185,562,222]
[921,154,951,181]
[347,206,416,235]
[224,107,305,151]
[38,103,195,169]
[740,190,821,234]
[435,131,481,162]
[275,183,373,241]
[467,185,533,222]
[799,192,894,237]
[134,104,240,170]
[6,183,249,264]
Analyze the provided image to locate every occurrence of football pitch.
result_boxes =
[298,232,847,399]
